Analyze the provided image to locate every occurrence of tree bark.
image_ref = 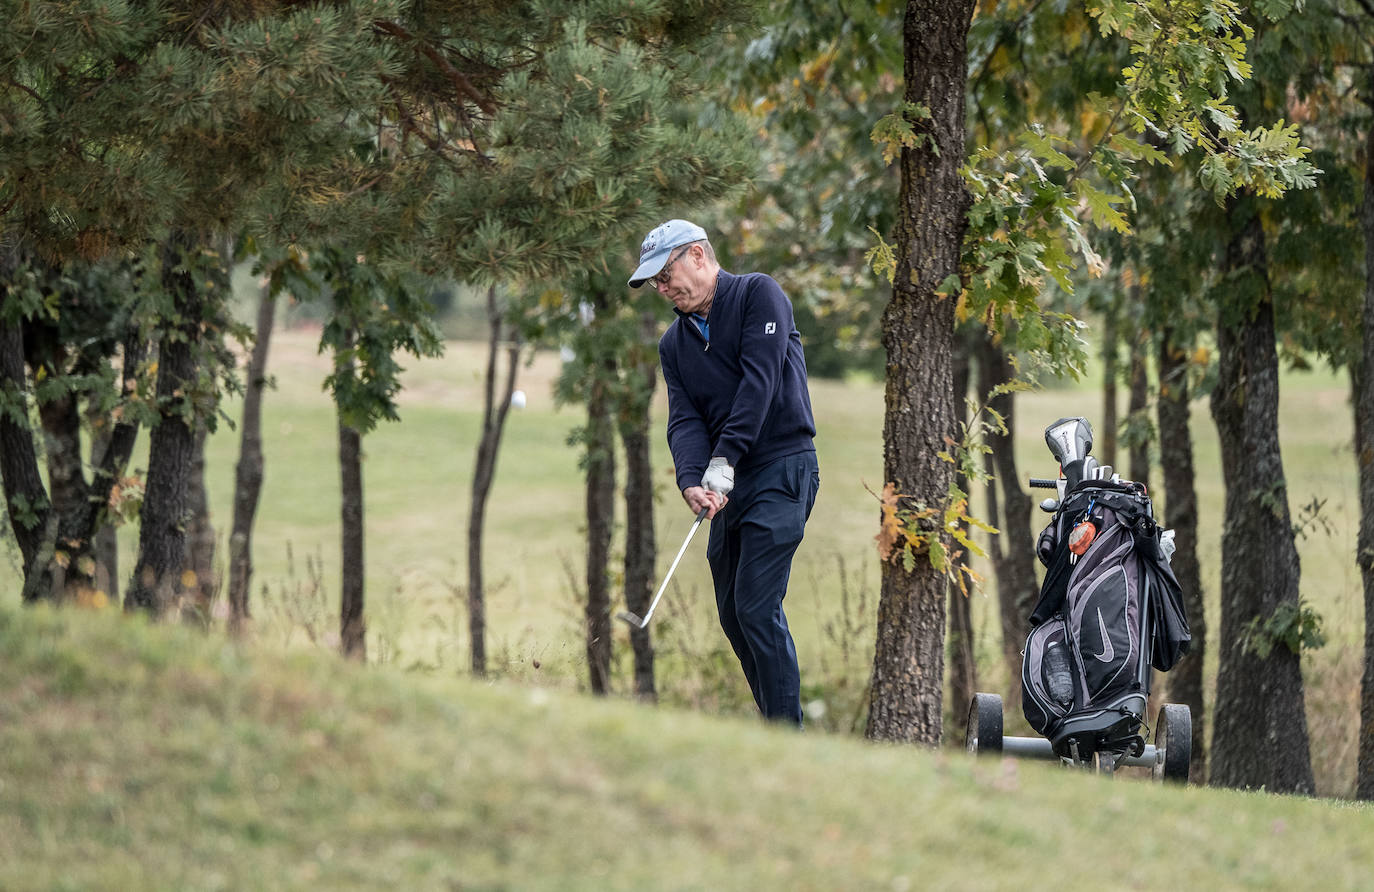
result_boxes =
[125,231,204,615]
[1100,306,1119,469]
[1158,327,1208,784]
[88,328,147,605]
[1356,80,1374,800]
[1127,320,1150,489]
[977,335,1039,704]
[227,285,277,636]
[467,286,518,676]
[584,337,617,696]
[183,423,217,621]
[0,314,54,598]
[619,309,659,701]
[947,335,976,718]
[36,366,89,602]
[867,0,975,745]
[339,390,367,662]
[86,398,118,605]
[1207,200,1314,794]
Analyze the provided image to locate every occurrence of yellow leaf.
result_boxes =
[181,570,198,590]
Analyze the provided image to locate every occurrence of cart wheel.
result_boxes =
[1152,703,1191,784]
[966,693,1003,755]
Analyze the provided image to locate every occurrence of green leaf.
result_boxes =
[1077,183,1130,233]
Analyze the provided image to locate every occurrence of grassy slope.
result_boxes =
[2,605,1371,891]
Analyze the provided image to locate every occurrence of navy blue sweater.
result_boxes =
[659,270,817,493]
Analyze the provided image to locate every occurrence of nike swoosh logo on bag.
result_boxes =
[1093,608,1115,663]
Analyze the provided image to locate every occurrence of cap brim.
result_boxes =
[627,248,670,288]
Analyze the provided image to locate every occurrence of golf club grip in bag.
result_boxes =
[1021,478,1191,741]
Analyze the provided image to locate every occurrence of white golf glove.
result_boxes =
[701,457,735,496]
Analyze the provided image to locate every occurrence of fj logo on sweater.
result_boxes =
[765,322,777,334]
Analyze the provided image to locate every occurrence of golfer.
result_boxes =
[628,219,820,726]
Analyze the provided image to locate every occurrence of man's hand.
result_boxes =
[682,485,726,519]
[701,457,735,496]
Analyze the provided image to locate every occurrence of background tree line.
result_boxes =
[3,0,1372,798]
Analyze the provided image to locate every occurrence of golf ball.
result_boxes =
[510,390,527,409]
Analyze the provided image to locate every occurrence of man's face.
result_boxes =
[651,244,712,315]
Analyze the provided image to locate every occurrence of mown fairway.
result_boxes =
[0,325,1362,794]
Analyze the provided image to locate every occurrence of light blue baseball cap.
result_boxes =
[627,219,708,288]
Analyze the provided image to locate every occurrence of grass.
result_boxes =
[0,324,1365,794]
[2,603,1372,891]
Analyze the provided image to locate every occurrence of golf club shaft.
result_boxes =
[636,506,710,628]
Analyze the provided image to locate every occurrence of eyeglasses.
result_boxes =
[650,247,688,290]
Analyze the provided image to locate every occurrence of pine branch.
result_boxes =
[372,20,497,116]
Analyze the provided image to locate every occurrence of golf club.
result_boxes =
[616,506,710,629]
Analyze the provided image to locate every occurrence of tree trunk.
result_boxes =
[1356,84,1374,800]
[1207,200,1314,794]
[1100,306,1119,469]
[1127,320,1150,489]
[947,334,976,718]
[977,335,1039,704]
[36,368,90,602]
[584,344,617,696]
[867,0,975,745]
[126,230,205,615]
[0,314,54,598]
[183,423,217,621]
[87,327,147,606]
[338,395,367,662]
[1158,327,1208,784]
[467,287,519,676]
[87,399,118,605]
[227,285,277,636]
[619,309,659,701]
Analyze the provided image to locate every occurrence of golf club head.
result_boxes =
[615,610,646,629]
[1044,417,1094,466]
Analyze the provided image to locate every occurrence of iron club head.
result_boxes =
[615,610,646,629]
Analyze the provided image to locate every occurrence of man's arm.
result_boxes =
[660,339,713,492]
[711,276,794,467]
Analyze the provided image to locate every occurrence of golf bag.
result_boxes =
[1021,438,1191,759]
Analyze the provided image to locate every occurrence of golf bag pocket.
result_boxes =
[1065,524,1140,703]
[1022,617,1079,736]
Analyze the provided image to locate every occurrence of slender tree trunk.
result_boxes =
[0,315,54,598]
[36,373,90,602]
[978,335,1039,703]
[619,310,659,701]
[1127,321,1151,488]
[1158,327,1208,784]
[1208,200,1314,794]
[1355,83,1374,800]
[338,371,367,661]
[126,230,205,615]
[228,285,277,636]
[867,0,974,745]
[1100,306,1120,469]
[467,287,519,676]
[0,238,54,596]
[584,337,617,696]
[947,335,976,718]
[183,423,217,621]
[87,399,118,604]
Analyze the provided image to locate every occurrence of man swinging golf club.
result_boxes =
[628,219,820,726]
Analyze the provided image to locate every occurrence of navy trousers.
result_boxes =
[706,450,819,726]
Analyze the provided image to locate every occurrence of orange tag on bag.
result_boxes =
[1068,520,1097,555]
